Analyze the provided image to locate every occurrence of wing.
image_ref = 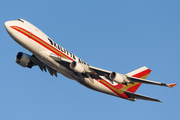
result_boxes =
[49,53,73,70]
[126,76,177,88]
[49,53,177,88]
[89,65,112,76]
[30,54,58,77]
[89,65,177,88]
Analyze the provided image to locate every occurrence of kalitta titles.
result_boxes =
[48,38,88,65]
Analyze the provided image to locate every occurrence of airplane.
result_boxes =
[4,19,177,102]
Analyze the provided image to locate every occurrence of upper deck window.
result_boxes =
[17,19,24,23]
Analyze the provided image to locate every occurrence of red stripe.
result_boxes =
[96,79,129,99]
[132,69,151,78]
[11,25,152,100]
[127,83,141,93]
[96,68,152,98]
[11,26,130,99]
[127,68,151,93]
[10,26,74,61]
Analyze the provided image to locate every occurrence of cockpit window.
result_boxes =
[17,19,24,23]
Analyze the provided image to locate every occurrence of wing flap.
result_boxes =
[89,65,112,76]
[123,90,162,102]
[49,53,73,63]
[49,53,73,70]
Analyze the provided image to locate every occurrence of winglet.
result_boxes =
[167,83,177,88]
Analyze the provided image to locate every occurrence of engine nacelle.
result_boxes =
[70,61,85,73]
[109,72,125,84]
[15,52,33,68]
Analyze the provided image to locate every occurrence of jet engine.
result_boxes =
[70,61,85,73]
[109,72,126,84]
[15,52,33,68]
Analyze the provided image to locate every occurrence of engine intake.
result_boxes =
[109,72,126,84]
[70,61,85,73]
[15,52,33,68]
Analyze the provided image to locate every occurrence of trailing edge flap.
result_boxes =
[49,53,72,63]
[49,53,73,70]
[89,65,112,76]
[122,90,162,102]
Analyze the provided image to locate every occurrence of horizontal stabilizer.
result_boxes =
[123,90,162,102]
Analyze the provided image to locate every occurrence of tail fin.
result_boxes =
[125,66,151,93]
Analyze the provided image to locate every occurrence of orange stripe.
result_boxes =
[97,79,129,99]
[11,25,151,100]
[10,26,74,61]
[97,68,151,98]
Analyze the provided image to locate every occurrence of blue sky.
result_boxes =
[0,0,179,120]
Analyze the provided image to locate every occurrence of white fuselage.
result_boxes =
[6,20,175,102]
[5,19,119,98]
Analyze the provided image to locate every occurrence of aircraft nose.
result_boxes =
[4,21,12,34]
[4,21,10,28]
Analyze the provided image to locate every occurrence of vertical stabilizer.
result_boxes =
[125,66,151,93]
